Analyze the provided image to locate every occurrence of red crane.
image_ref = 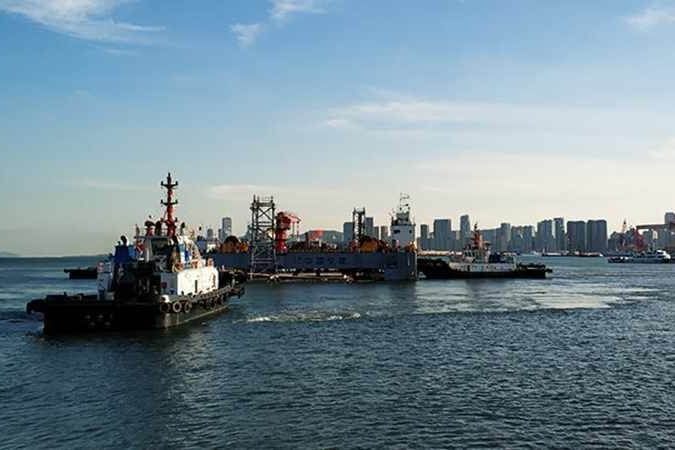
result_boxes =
[275,211,301,253]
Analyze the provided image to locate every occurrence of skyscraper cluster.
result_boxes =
[417,215,610,254]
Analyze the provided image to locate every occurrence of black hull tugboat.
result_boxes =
[418,225,552,280]
[64,267,98,279]
[27,173,246,334]
[418,258,550,279]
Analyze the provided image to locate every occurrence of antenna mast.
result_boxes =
[161,172,179,237]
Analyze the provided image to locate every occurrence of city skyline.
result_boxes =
[3,1,675,255]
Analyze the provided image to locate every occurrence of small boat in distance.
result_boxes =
[418,225,552,279]
[608,250,671,264]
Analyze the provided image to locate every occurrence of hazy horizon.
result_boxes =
[3,0,675,255]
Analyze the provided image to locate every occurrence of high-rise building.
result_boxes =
[379,225,389,242]
[219,217,232,241]
[643,229,655,249]
[664,212,675,249]
[587,219,608,253]
[523,225,534,253]
[607,231,623,252]
[450,230,461,251]
[508,226,522,253]
[460,214,471,246]
[536,219,554,252]
[496,222,511,252]
[343,221,354,243]
[666,212,675,225]
[508,225,532,253]
[419,224,430,250]
[364,217,375,238]
[567,221,587,253]
[433,219,452,250]
[481,228,497,248]
[554,218,565,252]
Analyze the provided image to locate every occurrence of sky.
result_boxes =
[2,0,675,255]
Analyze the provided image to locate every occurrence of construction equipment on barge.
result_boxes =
[213,194,418,281]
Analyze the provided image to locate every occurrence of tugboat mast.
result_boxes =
[161,172,178,237]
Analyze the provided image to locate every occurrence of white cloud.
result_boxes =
[0,0,163,42]
[321,118,356,130]
[647,137,675,159]
[626,6,675,30]
[320,97,674,138]
[230,0,329,47]
[230,22,263,47]
[101,46,138,55]
[270,0,327,22]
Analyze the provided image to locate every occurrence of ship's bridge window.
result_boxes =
[151,238,172,254]
[393,230,400,234]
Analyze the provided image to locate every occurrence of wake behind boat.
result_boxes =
[418,225,552,280]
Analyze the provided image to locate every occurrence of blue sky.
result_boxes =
[2,0,675,255]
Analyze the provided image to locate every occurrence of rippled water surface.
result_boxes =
[2,256,675,448]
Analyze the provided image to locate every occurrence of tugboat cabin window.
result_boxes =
[151,238,172,254]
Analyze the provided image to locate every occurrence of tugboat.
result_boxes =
[418,225,551,279]
[26,173,245,334]
[608,249,671,264]
[64,267,98,279]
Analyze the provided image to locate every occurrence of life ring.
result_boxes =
[160,302,171,314]
[183,302,192,313]
[171,301,182,313]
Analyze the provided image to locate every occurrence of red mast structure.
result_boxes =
[161,172,178,237]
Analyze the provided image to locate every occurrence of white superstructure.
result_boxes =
[95,173,221,303]
[627,250,671,264]
[390,194,415,248]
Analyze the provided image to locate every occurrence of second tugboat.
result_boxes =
[27,173,245,334]
[418,225,552,279]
